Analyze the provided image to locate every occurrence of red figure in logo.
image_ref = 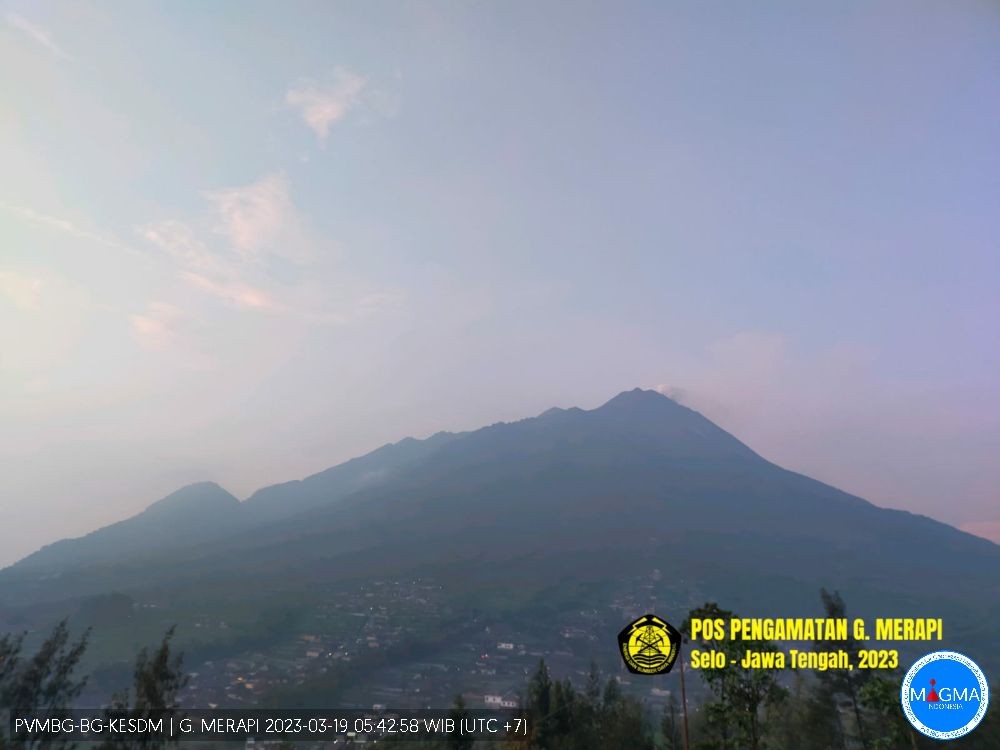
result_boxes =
[928,678,939,702]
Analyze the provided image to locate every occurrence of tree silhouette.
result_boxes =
[99,626,188,750]
[0,620,89,750]
[683,602,786,750]
[446,694,473,750]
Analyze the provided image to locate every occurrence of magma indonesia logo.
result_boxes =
[901,651,989,740]
[617,614,681,675]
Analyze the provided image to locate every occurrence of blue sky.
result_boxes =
[1,0,998,565]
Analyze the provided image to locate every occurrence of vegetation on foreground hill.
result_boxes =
[1,591,998,749]
[0,624,185,750]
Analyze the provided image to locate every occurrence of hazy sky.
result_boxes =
[2,1,998,566]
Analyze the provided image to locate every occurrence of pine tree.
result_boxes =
[683,602,786,750]
[814,589,870,749]
[859,675,920,750]
[0,620,89,750]
[447,694,473,750]
[100,626,188,750]
[526,659,554,749]
[661,693,680,750]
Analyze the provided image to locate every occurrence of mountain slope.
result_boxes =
[227,389,995,607]
[2,390,997,651]
[8,433,461,573]
[14,482,244,571]
[242,431,460,523]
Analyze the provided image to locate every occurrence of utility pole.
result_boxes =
[680,648,691,750]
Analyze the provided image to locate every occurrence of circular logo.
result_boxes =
[617,614,681,675]
[901,651,989,740]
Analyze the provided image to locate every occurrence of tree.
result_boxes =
[958,682,1000,749]
[122,626,187,712]
[601,676,621,712]
[682,602,787,750]
[584,662,601,705]
[526,659,554,749]
[661,692,680,750]
[0,620,90,750]
[765,672,835,750]
[100,627,188,750]
[813,589,870,750]
[507,659,654,750]
[596,686,654,750]
[858,675,918,750]
[447,694,473,750]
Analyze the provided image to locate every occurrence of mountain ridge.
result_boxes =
[13,481,243,571]
[3,387,996,646]
[8,388,709,570]
[7,388,996,576]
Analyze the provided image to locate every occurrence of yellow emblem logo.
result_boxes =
[618,614,681,675]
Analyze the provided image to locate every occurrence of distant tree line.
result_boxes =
[399,589,1000,750]
[2,590,998,750]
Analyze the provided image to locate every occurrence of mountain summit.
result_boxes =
[592,388,758,458]
[598,386,671,409]
[15,481,242,570]
[2,388,997,663]
[142,481,240,516]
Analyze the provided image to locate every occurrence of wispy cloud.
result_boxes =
[5,12,72,60]
[138,172,400,325]
[140,173,307,310]
[131,302,184,350]
[203,172,307,262]
[141,219,276,311]
[181,272,277,311]
[1,201,137,256]
[286,67,367,143]
[140,220,223,274]
[129,301,216,369]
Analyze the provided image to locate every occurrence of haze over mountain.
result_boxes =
[14,482,244,571]
[2,388,998,692]
[6,388,777,576]
[4,391,997,620]
[7,0,999,583]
